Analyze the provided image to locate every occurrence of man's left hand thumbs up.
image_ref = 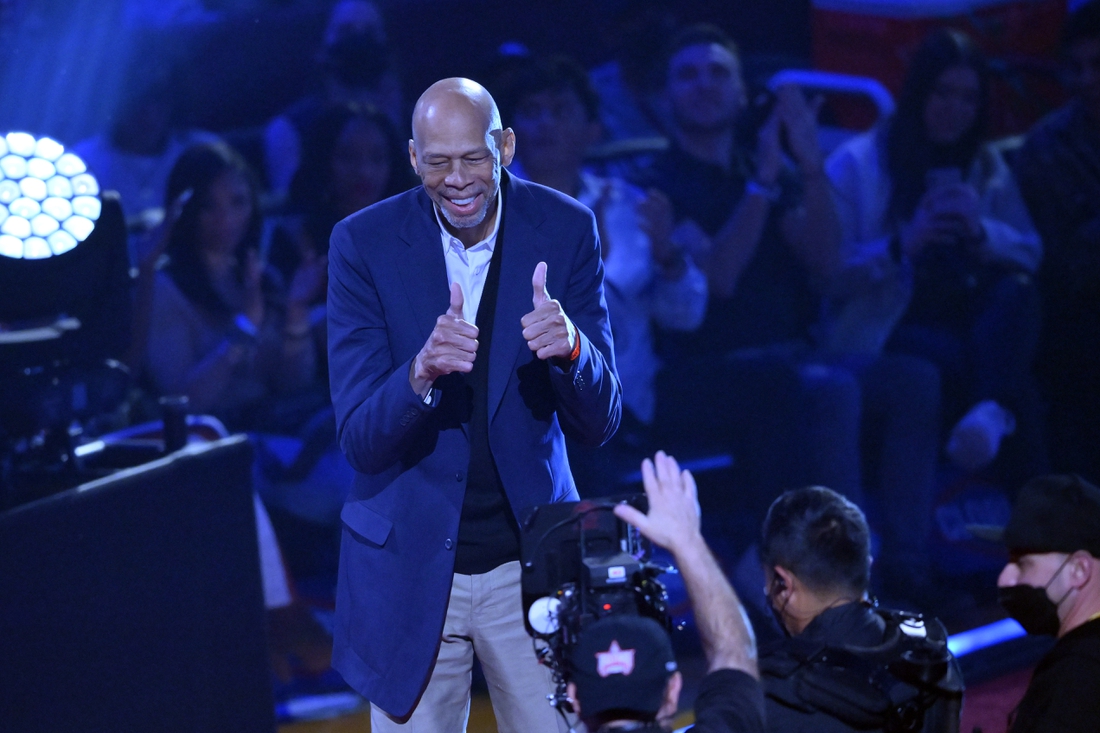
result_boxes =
[522,261,578,362]
[532,260,551,307]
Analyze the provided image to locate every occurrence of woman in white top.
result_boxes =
[826,29,1047,483]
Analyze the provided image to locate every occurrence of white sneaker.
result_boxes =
[946,400,1016,473]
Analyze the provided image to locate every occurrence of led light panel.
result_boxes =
[0,133,99,259]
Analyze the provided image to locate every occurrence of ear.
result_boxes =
[656,670,682,722]
[773,566,796,599]
[566,681,581,718]
[1068,552,1095,589]
[408,139,419,176]
[499,127,516,167]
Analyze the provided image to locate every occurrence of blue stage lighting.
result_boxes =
[0,133,99,260]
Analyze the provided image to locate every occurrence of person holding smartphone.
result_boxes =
[826,29,1046,487]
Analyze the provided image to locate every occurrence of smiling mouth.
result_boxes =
[445,193,482,216]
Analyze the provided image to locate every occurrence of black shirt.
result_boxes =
[1009,616,1100,733]
[645,143,817,360]
[688,668,768,733]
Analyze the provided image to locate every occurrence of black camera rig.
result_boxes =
[519,496,674,715]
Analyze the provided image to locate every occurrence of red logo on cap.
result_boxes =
[596,640,636,677]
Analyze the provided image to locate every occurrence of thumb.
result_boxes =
[448,281,465,318]
[532,261,550,307]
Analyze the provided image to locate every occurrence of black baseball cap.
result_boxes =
[968,474,1100,556]
[569,615,678,720]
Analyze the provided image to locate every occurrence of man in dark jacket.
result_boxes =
[973,474,1100,732]
[327,77,620,730]
[759,486,962,732]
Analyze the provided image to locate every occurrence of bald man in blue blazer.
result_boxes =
[326,78,621,731]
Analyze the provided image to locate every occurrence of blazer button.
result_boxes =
[456,472,464,482]
[444,539,454,550]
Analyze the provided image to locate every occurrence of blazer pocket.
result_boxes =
[341,502,394,547]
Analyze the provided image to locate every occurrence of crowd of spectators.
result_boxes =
[44,0,1100,692]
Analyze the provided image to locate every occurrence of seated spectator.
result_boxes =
[977,474,1100,732]
[759,486,963,732]
[496,55,707,487]
[145,142,351,531]
[147,142,322,422]
[1014,0,1100,482]
[266,100,416,390]
[263,0,404,201]
[565,451,767,733]
[73,58,219,243]
[642,25,943,602]
[269,101,416,289]
[827,29,1046,486]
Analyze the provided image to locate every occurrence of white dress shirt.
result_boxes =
[433,192,504,325]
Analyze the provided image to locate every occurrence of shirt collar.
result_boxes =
[433,187,503,252]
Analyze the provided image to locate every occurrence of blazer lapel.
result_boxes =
[488,172,548,422]
[396,189,450,343]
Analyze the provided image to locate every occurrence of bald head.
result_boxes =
[412,78,502,144]
[409,78,515,247]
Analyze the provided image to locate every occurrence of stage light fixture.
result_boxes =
[0,133,99,260]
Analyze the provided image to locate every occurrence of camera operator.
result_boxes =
[563,451,766,732]
[759,486,961,732]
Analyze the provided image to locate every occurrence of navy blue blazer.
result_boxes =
[326,171,622,716]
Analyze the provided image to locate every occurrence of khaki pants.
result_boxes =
[370,561,567,733]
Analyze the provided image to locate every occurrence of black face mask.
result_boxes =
[998,556,1073,636]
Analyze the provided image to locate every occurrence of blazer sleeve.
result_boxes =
[548,213,622,447]
[327,219,438,475]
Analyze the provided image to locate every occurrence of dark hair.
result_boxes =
[288,101,413,217]
[885,28,990,223]
[665,23,740,74]
[163,141,266,316]
[498,55,602,126]
[761,486,872,597]
[1064,0,1100,48]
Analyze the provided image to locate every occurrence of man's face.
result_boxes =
[1067,37,1100,122]
[511,87,599,177]
[998,551,1070,594]
[667,42,745,134]
[410,104,515,235]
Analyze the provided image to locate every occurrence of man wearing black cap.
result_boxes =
[978,474,1100,732]
[562,451,766,732]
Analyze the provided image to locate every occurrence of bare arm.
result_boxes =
[615,452,758,678]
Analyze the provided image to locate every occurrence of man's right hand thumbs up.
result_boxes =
[410,282,479,398]
[447,281,466,319]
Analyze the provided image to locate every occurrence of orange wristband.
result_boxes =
[569,337,581,362]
